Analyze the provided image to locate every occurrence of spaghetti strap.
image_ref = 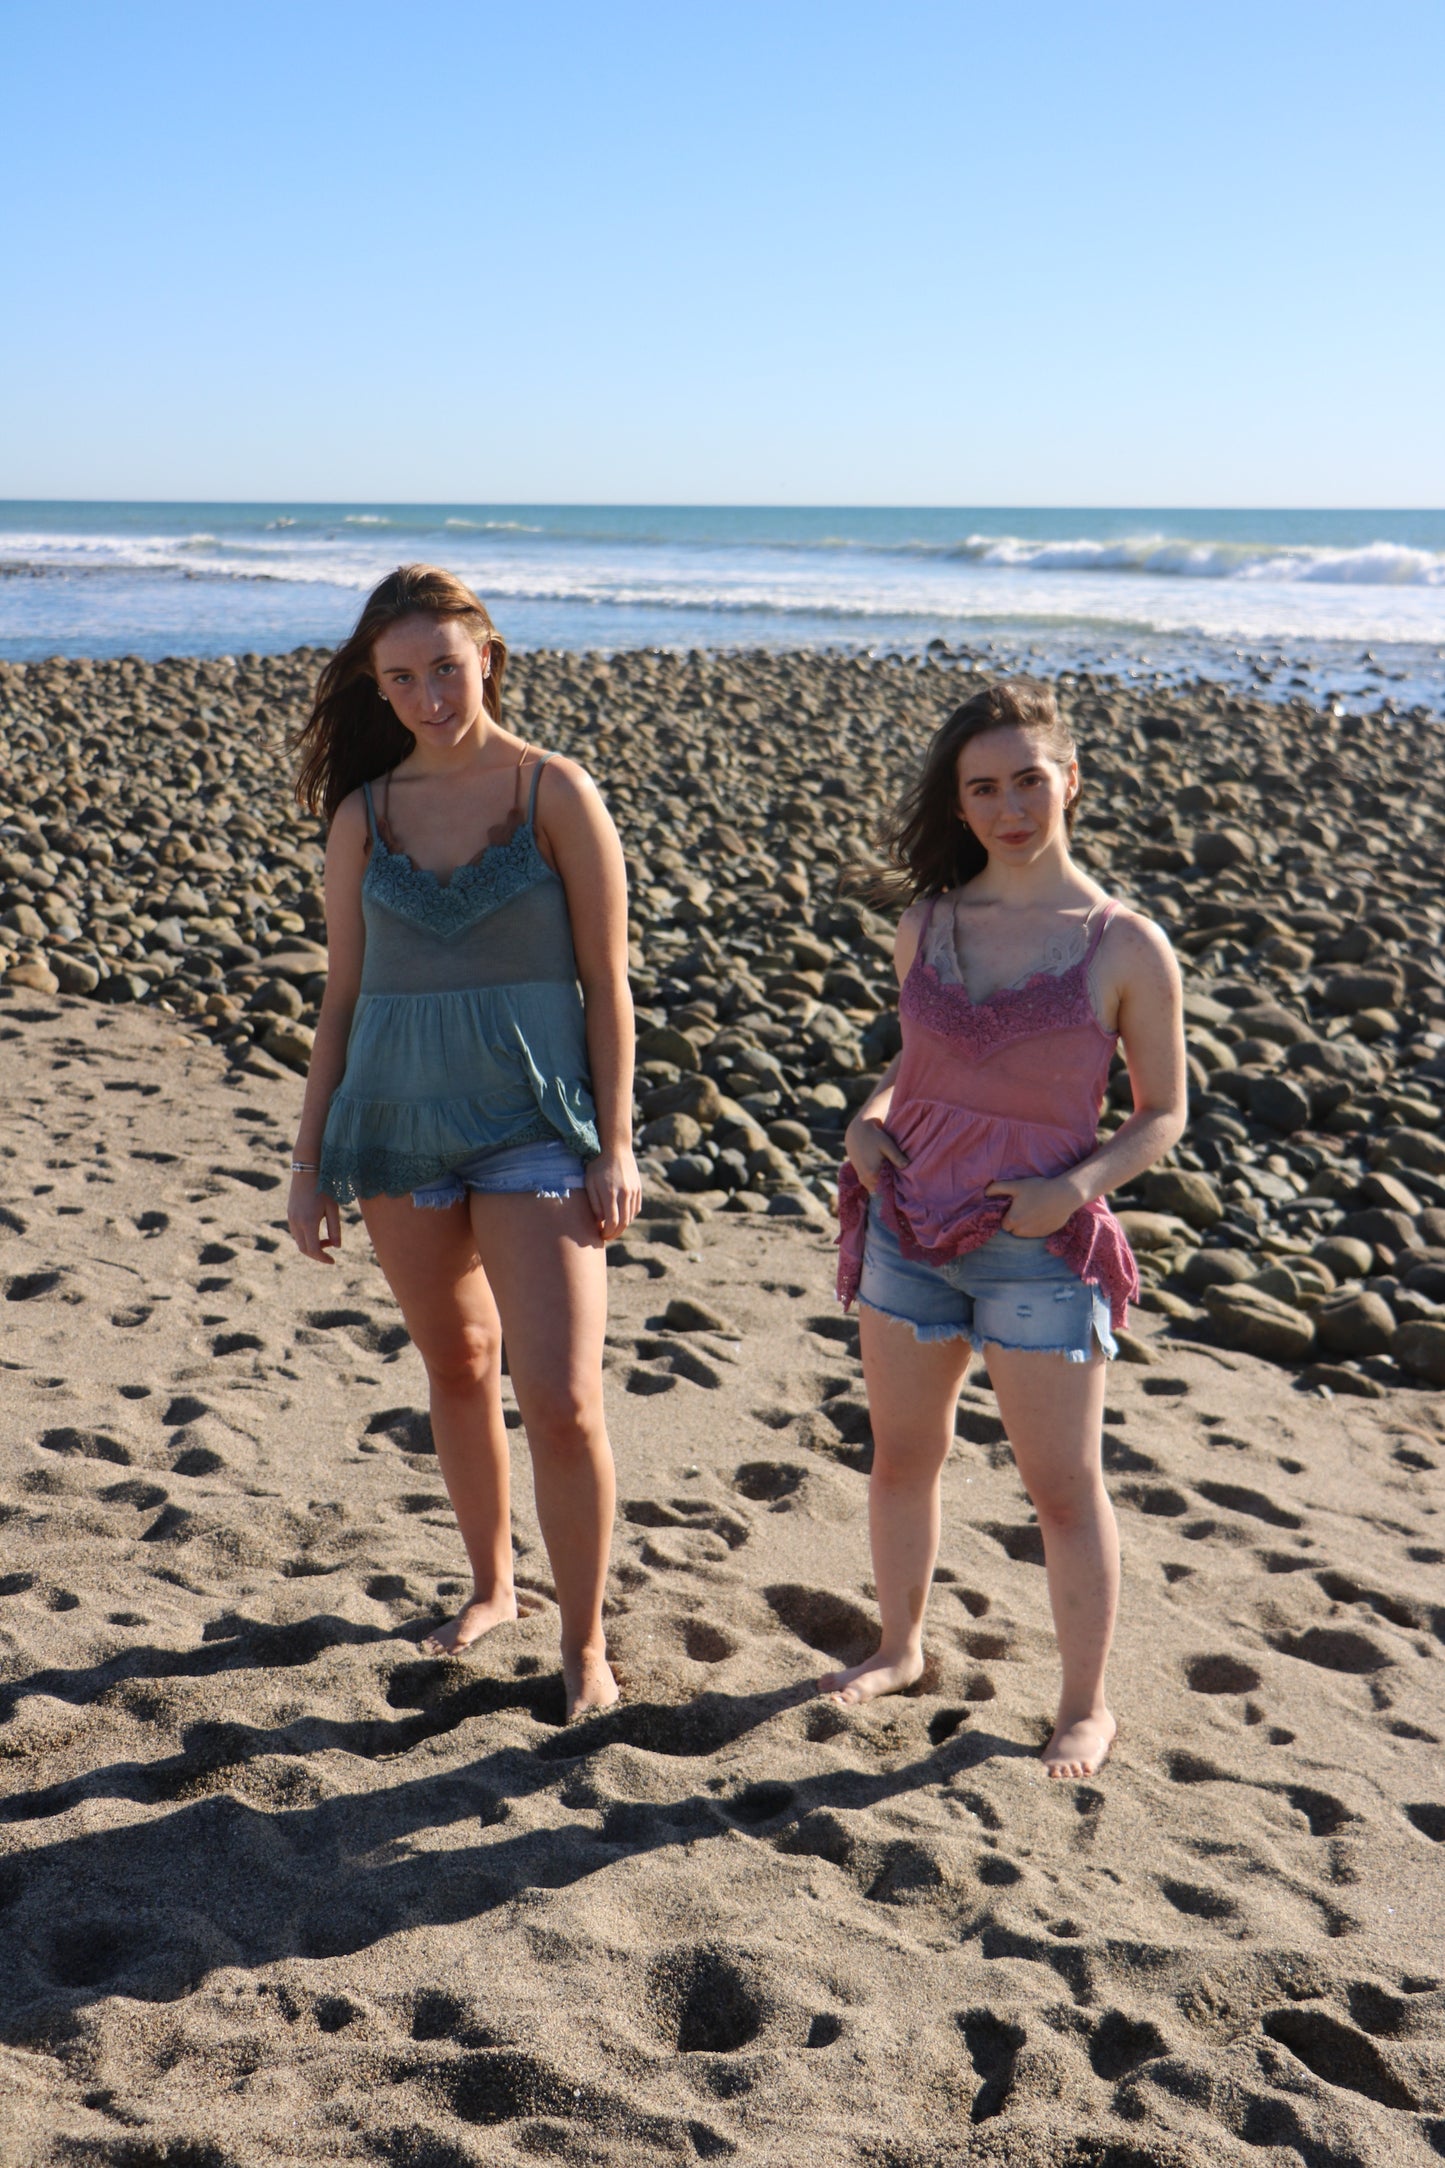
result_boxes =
[527,750,555,825]
[361,780,379,841]
[1083,898,1120,963]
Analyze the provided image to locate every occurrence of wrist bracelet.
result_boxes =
[291,1160,319,1174]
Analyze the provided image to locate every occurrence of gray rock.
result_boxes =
[1313,1290,1397,1360]
[1116,1210,1191,1252]
[1202,1284,1315,1363]
[1392,1320,1445,1387]
[1355,1170,1422,1216]
[1192,828,1256,870]
[50,955,100,995]
[1297,1363,1386,1399]
[1313,1235,1374,1280]
[640,1111,704,1154]
[1248,1073,1313,1134]
[1140,1170,1224,1228]
[1321,968,1403,1014]
[641,1074,723,1126]
[1336,1207,1416,1252]
[662,1296,737,1334]
[638,1024,701,1069]
[1180,1248,1257,1295]
[766,1189,829,1222]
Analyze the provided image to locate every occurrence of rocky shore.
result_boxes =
[2,646,1444,1388]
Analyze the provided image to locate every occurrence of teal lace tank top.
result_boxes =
[318,752,600,1205]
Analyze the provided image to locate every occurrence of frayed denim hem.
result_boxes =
[856,1295,980,1349]
[975,1321,1118,1364]
[411,1183,581,1209]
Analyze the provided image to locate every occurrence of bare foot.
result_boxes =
[564,1644,620,1723]
[420,1587,522,1656]
[1042,1709,1116,1780]
[818,1648,924,1707]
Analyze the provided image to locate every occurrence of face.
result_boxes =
[955,726,1077,863]
[372,614,490,751]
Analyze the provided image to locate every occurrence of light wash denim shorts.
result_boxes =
[858,1197,1117,1363]
[411,1136,587,1210]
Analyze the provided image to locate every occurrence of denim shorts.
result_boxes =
[858,1198,1116,1363]
[411,1136,587,1210]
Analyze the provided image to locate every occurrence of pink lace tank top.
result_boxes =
[836,895,1140,1327]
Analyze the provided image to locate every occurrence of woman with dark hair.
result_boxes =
[828,680,1186,1777]
[287,565,638,1718]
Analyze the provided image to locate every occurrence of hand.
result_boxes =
[984,1174,1086,1239]
[845,1112,909,1194]
[288,1171,341,1263]
[586,1145,642,1241]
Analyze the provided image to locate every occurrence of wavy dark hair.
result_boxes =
[292,564,509,820]
[853,678,1079,905]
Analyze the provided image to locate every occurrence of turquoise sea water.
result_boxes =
[1,503,1441,707]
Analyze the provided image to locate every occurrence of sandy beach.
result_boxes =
[2,650,1444,2164]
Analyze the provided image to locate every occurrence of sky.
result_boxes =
[3,1,1442,506]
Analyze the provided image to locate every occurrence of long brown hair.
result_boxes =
[856,678,1079,905]
[292,564,510,819]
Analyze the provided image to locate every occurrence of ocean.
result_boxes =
[1,502,1441,709]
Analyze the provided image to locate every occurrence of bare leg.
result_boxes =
[820,1307,972,1705]
[985,1341,1117,1779]
[360,1194,519,1654]
[469,1189,618,1721]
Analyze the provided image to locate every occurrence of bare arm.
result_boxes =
[987,913,1188,1236]
[287,791,368,1262]
[844,899,927,1190]
[536,756,641,1240]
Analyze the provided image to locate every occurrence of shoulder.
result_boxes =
[1098,903,1181,988]
[328,787,372,847]
[530,751,603,815]
[894,893,936,974]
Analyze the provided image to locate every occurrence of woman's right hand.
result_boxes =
[845,1112,910,1193]
[288,1173,341,1264]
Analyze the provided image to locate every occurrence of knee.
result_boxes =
[524,1379,602,1454]
[416,1323,501,1397]
[1027,1476,1108,1536]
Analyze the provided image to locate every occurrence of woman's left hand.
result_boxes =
[984,1173,1087,1239]
[586,1146,643,1241]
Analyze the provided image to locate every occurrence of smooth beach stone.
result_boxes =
[1140,1170,1224,1228]
[639,1112,704,1154]
[1355,1170,1422,1216]
[1114,1210,1190,1252]
[1248,1074,1313,1135]
[1178,1248,1257,1295]
[1312,1290,1397,1359]
[261,1019,315,1073]
[1312,1236,1374,1280]
[1192,828,1257,870]
[1202,1284,1316,1363]
[1321,968,1404,1014]
[1391,1320,1445,1387]
[1297,1362,1386,1399]
[50,955,100,995]
[640,1074,723,1126]
[637,1024,701,1069]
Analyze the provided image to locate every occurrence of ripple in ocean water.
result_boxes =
[0,502,1440,710]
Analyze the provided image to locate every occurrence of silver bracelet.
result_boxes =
[291,1159,320,1174]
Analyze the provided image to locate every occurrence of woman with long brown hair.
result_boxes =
[828,680,1186,1778]
[287,565,638,1719]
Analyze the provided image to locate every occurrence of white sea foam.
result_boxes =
[933,533,1445,586]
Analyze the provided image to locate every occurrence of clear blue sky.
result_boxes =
[4,1,1441,505]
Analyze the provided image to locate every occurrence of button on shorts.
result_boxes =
[858,1197,1117,1363]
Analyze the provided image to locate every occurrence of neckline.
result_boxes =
[371,815,539,893]
[941,896,1110,1007]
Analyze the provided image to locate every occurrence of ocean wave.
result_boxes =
[924,533,1445,587]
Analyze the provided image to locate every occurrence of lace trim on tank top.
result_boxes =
[906,897,1117,1056]
[361,752,557,940]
